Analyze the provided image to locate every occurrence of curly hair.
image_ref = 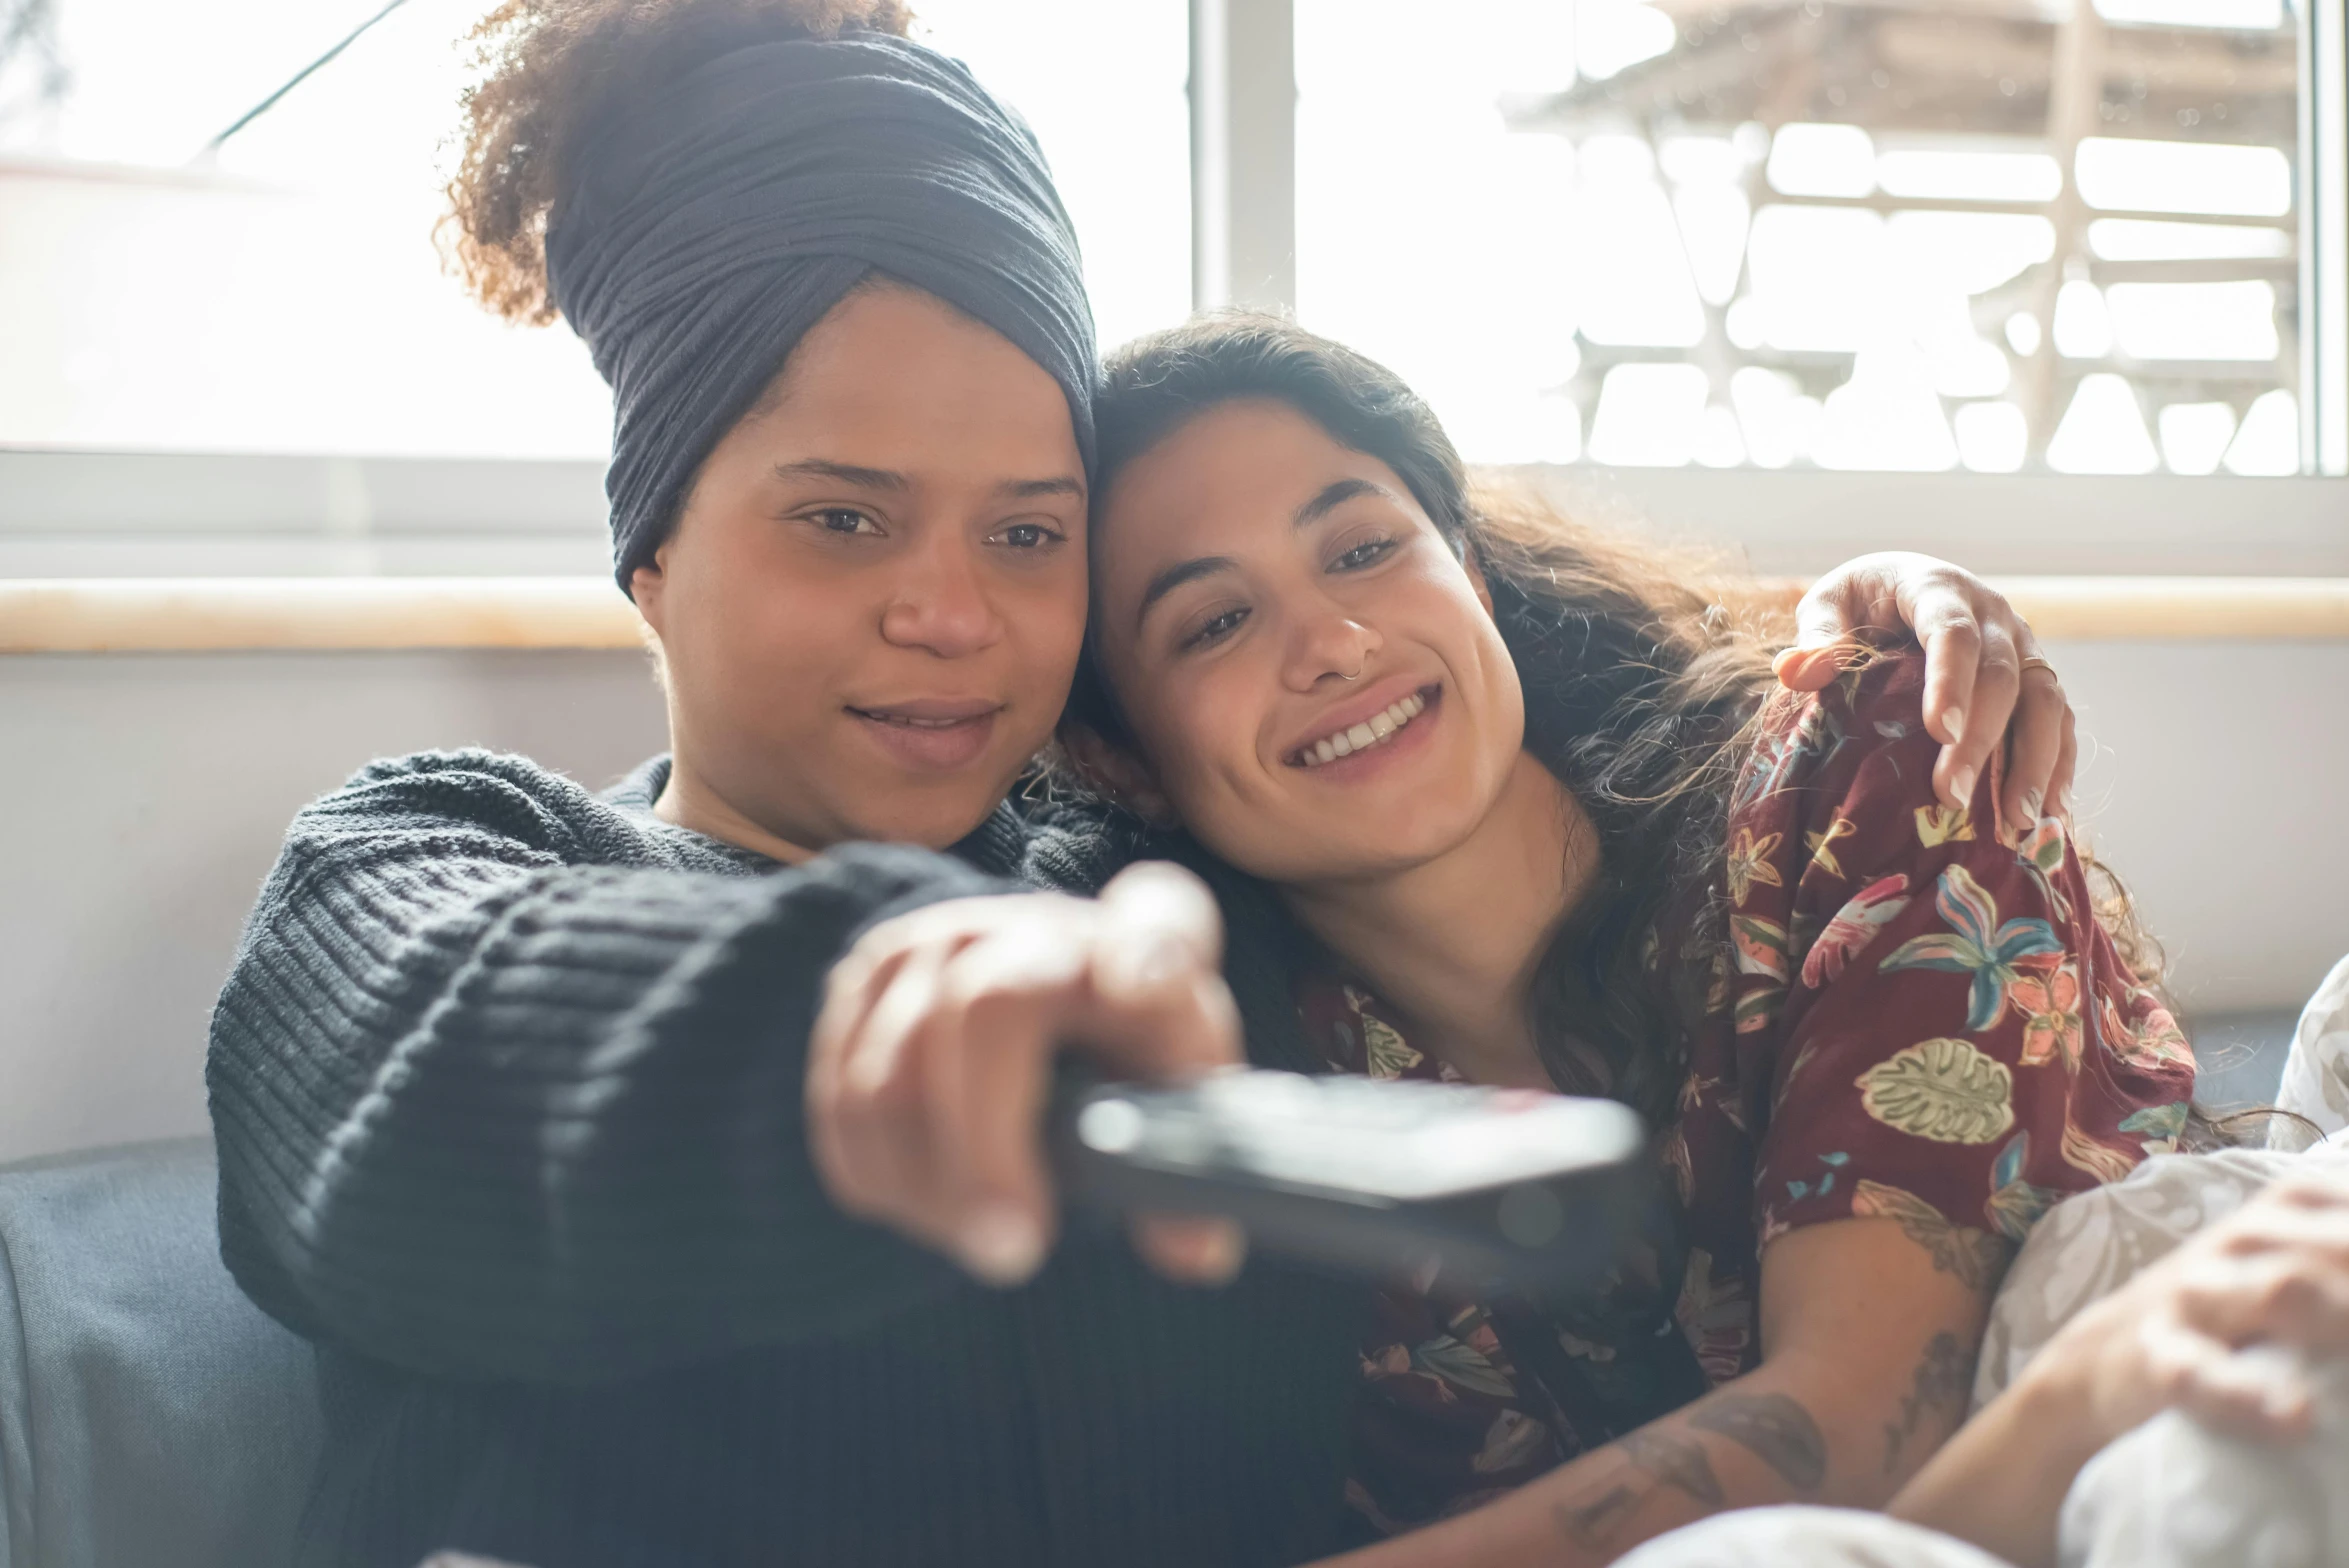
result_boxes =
[443,0,916,324]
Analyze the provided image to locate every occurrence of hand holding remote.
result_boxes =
[806,862,1246,1288]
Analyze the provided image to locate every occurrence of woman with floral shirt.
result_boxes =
[1061,314,2195,1567]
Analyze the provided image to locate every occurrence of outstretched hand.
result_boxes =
[1774,551,2075,831]
[807,862,1246,1289]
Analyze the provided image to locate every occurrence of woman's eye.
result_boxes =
[811,508,881,536]
[1180,606,1249,651]
[995,521,1063,550]
[1333,538,1396,571]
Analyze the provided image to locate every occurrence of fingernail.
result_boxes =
[1950,765,1977,806]
[1943,706,1965,742]
[960,1206,1044,1287]
[2021,789,2044,825]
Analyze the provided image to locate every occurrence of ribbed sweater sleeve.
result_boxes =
[205,751,1018,1386]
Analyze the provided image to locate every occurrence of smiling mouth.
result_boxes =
[1287,686,1438,768]
[846,702,1005,771]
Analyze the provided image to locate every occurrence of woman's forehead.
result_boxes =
[1097,403,1411,565]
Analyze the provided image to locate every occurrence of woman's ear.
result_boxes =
[630,541,670,637]
[1060,724,1180,829]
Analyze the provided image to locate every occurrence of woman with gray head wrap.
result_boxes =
[541,26,1098,591]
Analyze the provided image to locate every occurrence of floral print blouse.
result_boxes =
[1300,652,2198,1540]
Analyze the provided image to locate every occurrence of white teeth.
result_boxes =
[1293,690,1434,767]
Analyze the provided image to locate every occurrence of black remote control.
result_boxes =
[1049,1068,1653,1297]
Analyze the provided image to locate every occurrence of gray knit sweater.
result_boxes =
[206,750,1363,1568]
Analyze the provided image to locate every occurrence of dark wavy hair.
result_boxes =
[1064,313,1789,1126]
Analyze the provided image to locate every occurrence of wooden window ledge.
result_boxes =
[2,575,2346,653]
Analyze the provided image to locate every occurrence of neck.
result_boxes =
[654,749,816,865]
[1282,751,1599,1090]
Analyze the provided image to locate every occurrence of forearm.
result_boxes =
[1888,1355,2106,1568]
[210,835,1012,1382]
[1313,1334,1971,1568]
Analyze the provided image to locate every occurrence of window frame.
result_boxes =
[1,0,2340,584]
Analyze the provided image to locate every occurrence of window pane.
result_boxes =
[0,0,1188,458]
[1295,0,2303,473]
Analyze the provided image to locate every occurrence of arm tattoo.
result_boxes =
[1550,1427,1726,1548]
[1552,1394,1825,1548]
[1856,1180,2013,1291]
[1689,1392,1828,1492]
[1619,1428,1726,1508]
[1883,1330,1972,1473]
[1554,1484,1639,1548]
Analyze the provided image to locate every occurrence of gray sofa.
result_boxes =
[0,1138,320,1568]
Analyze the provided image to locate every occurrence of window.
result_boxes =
[1295,0,2338,475]
[0,0,1190,458]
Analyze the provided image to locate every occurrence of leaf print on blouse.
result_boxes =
[2120,1102,2190,1158]
[1877,864,2064,1032]
[1856,1037,2017,1144]
[2060,1111,2141,1184]
[1805,816,1859,880]
[1411,1335,1517,1399]
[1726,828,1786,906]
[1914,804,1977,847]
[1984,1131,2064,1242]
[2013,959,2085,1073]
[2014,817,2073,924]
[1733,915,1791,982]
[2098,991,2195,1074]
[1801,875,1913,989]
[1362,1014,1424,1080]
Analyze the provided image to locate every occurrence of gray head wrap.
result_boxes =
[545,31,1097,593]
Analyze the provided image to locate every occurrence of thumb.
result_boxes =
[1775,584,1876,692]
[1095,861,1226,990]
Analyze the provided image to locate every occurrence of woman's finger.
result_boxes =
[1932,619,2019,814]
[1999,664,2066,833]
[2049,704,2080,821]
[814,943,952,1228]
[927,927,1088,1284]
[1901,572,1986,747]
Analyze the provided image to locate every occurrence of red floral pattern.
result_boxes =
[1302,651,2197,1537]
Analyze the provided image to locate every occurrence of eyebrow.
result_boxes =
[1135,555,1238,630]
[1132,478,1396,632]
[774,459,907,491]
[1294,477,1385,528]
[772,461,1085,503]
[1000,475,1086,501]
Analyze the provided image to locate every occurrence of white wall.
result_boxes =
[1,637,2343,1164]
[0,650,667,1162]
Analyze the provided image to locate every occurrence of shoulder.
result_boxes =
[287,747,667,870]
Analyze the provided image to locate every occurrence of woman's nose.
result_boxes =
[1282,602,1380,692]
[878,533,1004,658]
